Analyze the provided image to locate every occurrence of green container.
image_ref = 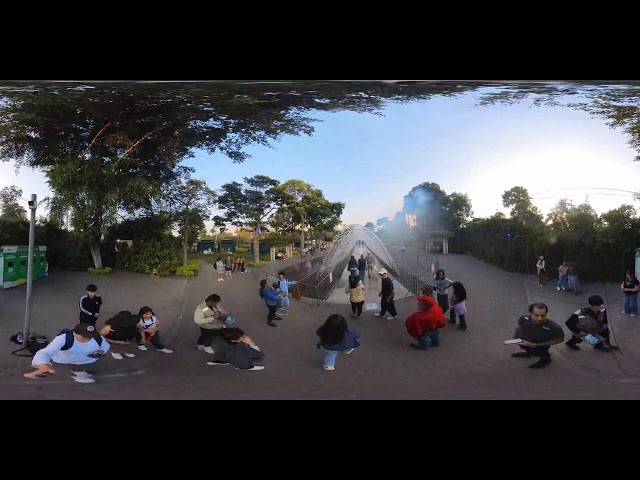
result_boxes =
[0,246,48,289]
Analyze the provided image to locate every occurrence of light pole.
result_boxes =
[21,194,37,346]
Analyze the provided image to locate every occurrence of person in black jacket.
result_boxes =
[79,284,102,324]
[565,295,620,352]
[207,328,265,371]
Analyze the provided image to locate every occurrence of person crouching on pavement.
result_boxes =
[207,328,265,371]
[565,295,620,353]
[405,295,447,351]
[511,303,565,369]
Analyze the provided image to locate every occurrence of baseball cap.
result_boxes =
[73,323,100,339]
[378,268,388,275]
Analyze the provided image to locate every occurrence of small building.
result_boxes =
[196,239,238,254]
[0,245,48,289]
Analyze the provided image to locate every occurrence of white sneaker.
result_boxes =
[72,375,96,384]
[235,366,265,371]
[123,353,136,358]
[374,313,382,317]
[111,352,124,360]
[207,361,230,366]
[197,345,205,352]
[386,316,398,320]
[158,348,173,354]
[323,366,335,371]
[203,346,215,354]
[344,349,354,355]
[138,344,148,351]
[71,370,93,378]
[631,314,637,317]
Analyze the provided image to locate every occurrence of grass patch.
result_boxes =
[88,267,113,275]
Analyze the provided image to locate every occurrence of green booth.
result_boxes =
[0,246,48,289]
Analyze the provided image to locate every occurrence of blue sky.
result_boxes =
[1,87,639,226]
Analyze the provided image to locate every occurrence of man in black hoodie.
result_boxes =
[565,295,620,352]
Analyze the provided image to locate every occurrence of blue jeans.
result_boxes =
[450,309,467,330]
[321,348,353,368]
[557,274,567,290]
[416,328,442,349]
[359,270,366,282]
[281,294,290,308]
[624,294,638,315]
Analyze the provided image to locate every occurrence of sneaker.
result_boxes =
[529,358,552,369]
[557,287,561,291]
[267,322,278,328]
[207,361,230,366]
[622,311,627,315]
[158,348,173,354]
[386,316,398,320]
[72,375,96,384]
[71,370,93,378]
[137,344,148,351]
[344,349,354,355]
[123,353,136,358]
[235,366,265,371]
[566,343,581,351]
[460,327,469,332]
[631,314,637,317]
[374,313,382,317]
[512,352,532,358]
[111,352,124,360]
[323,366,335,371]
[203,346,215,354]
[197,345,205,352]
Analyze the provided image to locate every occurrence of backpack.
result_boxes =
[11,329,102,357]
[59,329,103,350]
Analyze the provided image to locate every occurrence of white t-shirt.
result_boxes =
[138,315,158,330]
[32,333,110,367]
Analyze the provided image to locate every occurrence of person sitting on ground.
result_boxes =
[565,295,620,353]
[24,323,110,384]
[207,328,265,371]
[136,306,173,354]
[405,295,447,351]
[316,314,361,371]
[194,294,229,353]
[511,303,565,369]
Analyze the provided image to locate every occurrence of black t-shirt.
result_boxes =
[624,278,640,295]
[518,316,565,343]
[381,277,395,299]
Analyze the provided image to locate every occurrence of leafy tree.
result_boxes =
[217,175,281,263]
[364,222,376,231]
[403,182,449,233]
[0,185,27,220]
[502,186,543,228]
[445,192,474,232]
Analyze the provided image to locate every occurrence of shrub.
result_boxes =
[88,267,113,275]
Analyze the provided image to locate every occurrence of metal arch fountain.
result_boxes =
[317,225,398,277]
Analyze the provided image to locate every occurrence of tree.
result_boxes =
[502,186,543,228]
[274,179,344,249]
[0,186,26,220]
[403,182,449,233]
[445,192,473,232]
[364,222,376,231]
[217,175,281,263]
[161,170,217,266]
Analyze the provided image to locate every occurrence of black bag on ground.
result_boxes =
[11,334,49,357]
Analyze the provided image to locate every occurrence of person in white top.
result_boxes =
[24,323,110,384]
[136,306,173,354]
[536,256,546,287]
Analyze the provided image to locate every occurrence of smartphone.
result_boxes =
[504,339,524,345]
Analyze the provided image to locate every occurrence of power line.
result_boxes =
[532,187,640,196]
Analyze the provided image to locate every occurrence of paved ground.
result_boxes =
[1,246,639,400]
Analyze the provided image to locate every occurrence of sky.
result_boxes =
[1,87,639,228]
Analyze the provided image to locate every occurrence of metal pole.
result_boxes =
[22,194,37,346]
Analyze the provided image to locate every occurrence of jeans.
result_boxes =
[624,294,638,315]
[416,328,442,349]
[568,275,581,294]
[359,270,366,282]
[557,274,567,290]
[197,328,222,347]
[450,309,467,330]
[138,331,165,349]
[281,294,290,308]
[321,348,354,368]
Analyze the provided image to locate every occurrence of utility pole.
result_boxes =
[22,194,37,346]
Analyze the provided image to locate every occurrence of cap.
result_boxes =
[73,323,100,339]
[417,295,435,307]
[378,268,388,275]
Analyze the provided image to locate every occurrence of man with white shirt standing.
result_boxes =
[24,323,110,384]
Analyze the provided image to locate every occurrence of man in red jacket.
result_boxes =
[405,295,447,351]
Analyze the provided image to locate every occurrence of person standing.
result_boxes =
[277,271,297,314]
[358,255,367,283]
[449,282,468,331]
[345,275,366,318]
[621,270,639,317]
[405,295,447,351]
[434,269,454,314]
[374,268,397,320]
[366,252,376,279]
[79,284,102,325]
[536,256,546,287]
[557,261,568,291]
[348,255,359,279]
[565,295,620,352]
[510,303,565,369]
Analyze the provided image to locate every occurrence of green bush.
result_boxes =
[116,238,182,277]
[176,266,196,276]
[88,267,113,275]
[235,247,249,254]
[248,261,267,267]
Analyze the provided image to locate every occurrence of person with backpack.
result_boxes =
[23,323,110,384]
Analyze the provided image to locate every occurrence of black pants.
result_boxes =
[380,299,397,317]
[197,328,222,347]
[437,293,449,314]
[351,301,364,317]
[567,330,610,347]
[138,331,165,349]
[267,304,278,323]
[520,345,552,361]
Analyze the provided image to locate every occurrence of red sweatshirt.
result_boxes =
[405,305,447,338]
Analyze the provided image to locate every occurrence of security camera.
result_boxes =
[28,200,37,210]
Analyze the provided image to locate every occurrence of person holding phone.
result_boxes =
[510,303,565,369]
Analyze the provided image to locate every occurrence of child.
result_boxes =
[207,328,265,371]
[449,282,468,331]
[316,314,361,371]
[259,280,282,327]
[136,306,173,354]
[434,269,454,314]
[345,275,365,318]
[277,271,297,314]
[79,284,102,325]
